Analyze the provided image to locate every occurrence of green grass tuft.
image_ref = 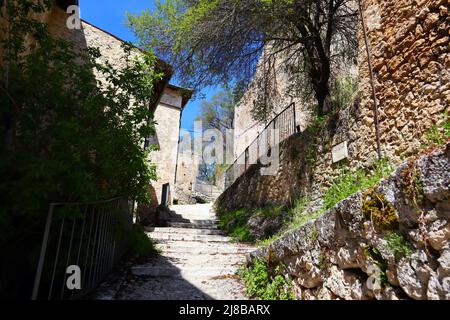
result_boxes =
[384,231,413,261]
[323,158,393,211]
[217,208,255,242]
[423,111,450,147]
[239,259,295,300]
[128,225,158,257]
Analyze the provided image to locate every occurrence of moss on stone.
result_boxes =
[363,188,399,231]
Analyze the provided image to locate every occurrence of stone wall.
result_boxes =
[175,151,200,196]
[357,0,450,163]
[247,144,450,300]
[217,102,362,211]
[233,48,313,160]
[46,6,187,214]
[218,0,450,212]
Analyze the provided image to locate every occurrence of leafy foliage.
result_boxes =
[128,0,358,115]
[196,88,237,135]
[239,259,295,300]
[128,225,158,257]
[0,0,161,298]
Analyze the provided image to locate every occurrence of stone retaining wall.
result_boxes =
[217,0,449,212]
[247,144,450,300]
[357,0,450,162]
[216,102,362,211]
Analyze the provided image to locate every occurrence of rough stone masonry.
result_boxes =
[217,0,450,214]
[247,143,450,300]
[357,0,450,163]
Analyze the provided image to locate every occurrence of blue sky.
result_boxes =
[79,0,217,132]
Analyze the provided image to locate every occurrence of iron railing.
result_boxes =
[225,102,298,189]
[31,197,133,300]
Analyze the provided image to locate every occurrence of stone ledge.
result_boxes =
[246,143,450,300]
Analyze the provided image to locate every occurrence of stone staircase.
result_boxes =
[95,203,254,300]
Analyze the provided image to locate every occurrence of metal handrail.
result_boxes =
[31,197,133,300]
[224,102,298,189]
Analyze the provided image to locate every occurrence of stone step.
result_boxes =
[171,218,219,223]
[145,227,225,236]
[166,221,220,229]
[133,254,247,268]
[155,255,247,267]
[148,232,232,243]
[169,203,214,212]
[155,243,255,255]
[108,278,246,300]
[131,266,239,278]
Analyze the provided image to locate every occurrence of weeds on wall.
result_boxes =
[384,231,413,261]
[400,156,433,250]
[364,245,389,287]
[256,196,315,246]
[323,158,394,211]
[216,204,287,243]
[423,111,450,147]
[217,208,255,243]
[239,259,295,300]
[401,160,425,208]
[303,115,329,165]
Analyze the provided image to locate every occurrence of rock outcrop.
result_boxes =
[247,143,450,300]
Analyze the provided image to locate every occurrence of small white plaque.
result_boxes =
[331,141,348,163]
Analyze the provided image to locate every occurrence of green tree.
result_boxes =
[0,0,161,298]
[128,0,357,117]
[197,88,237,135]
[196,87,238,183]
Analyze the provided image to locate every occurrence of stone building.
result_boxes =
[149,83,193,208]
[0,1,193,217]
[175,147,201,199]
